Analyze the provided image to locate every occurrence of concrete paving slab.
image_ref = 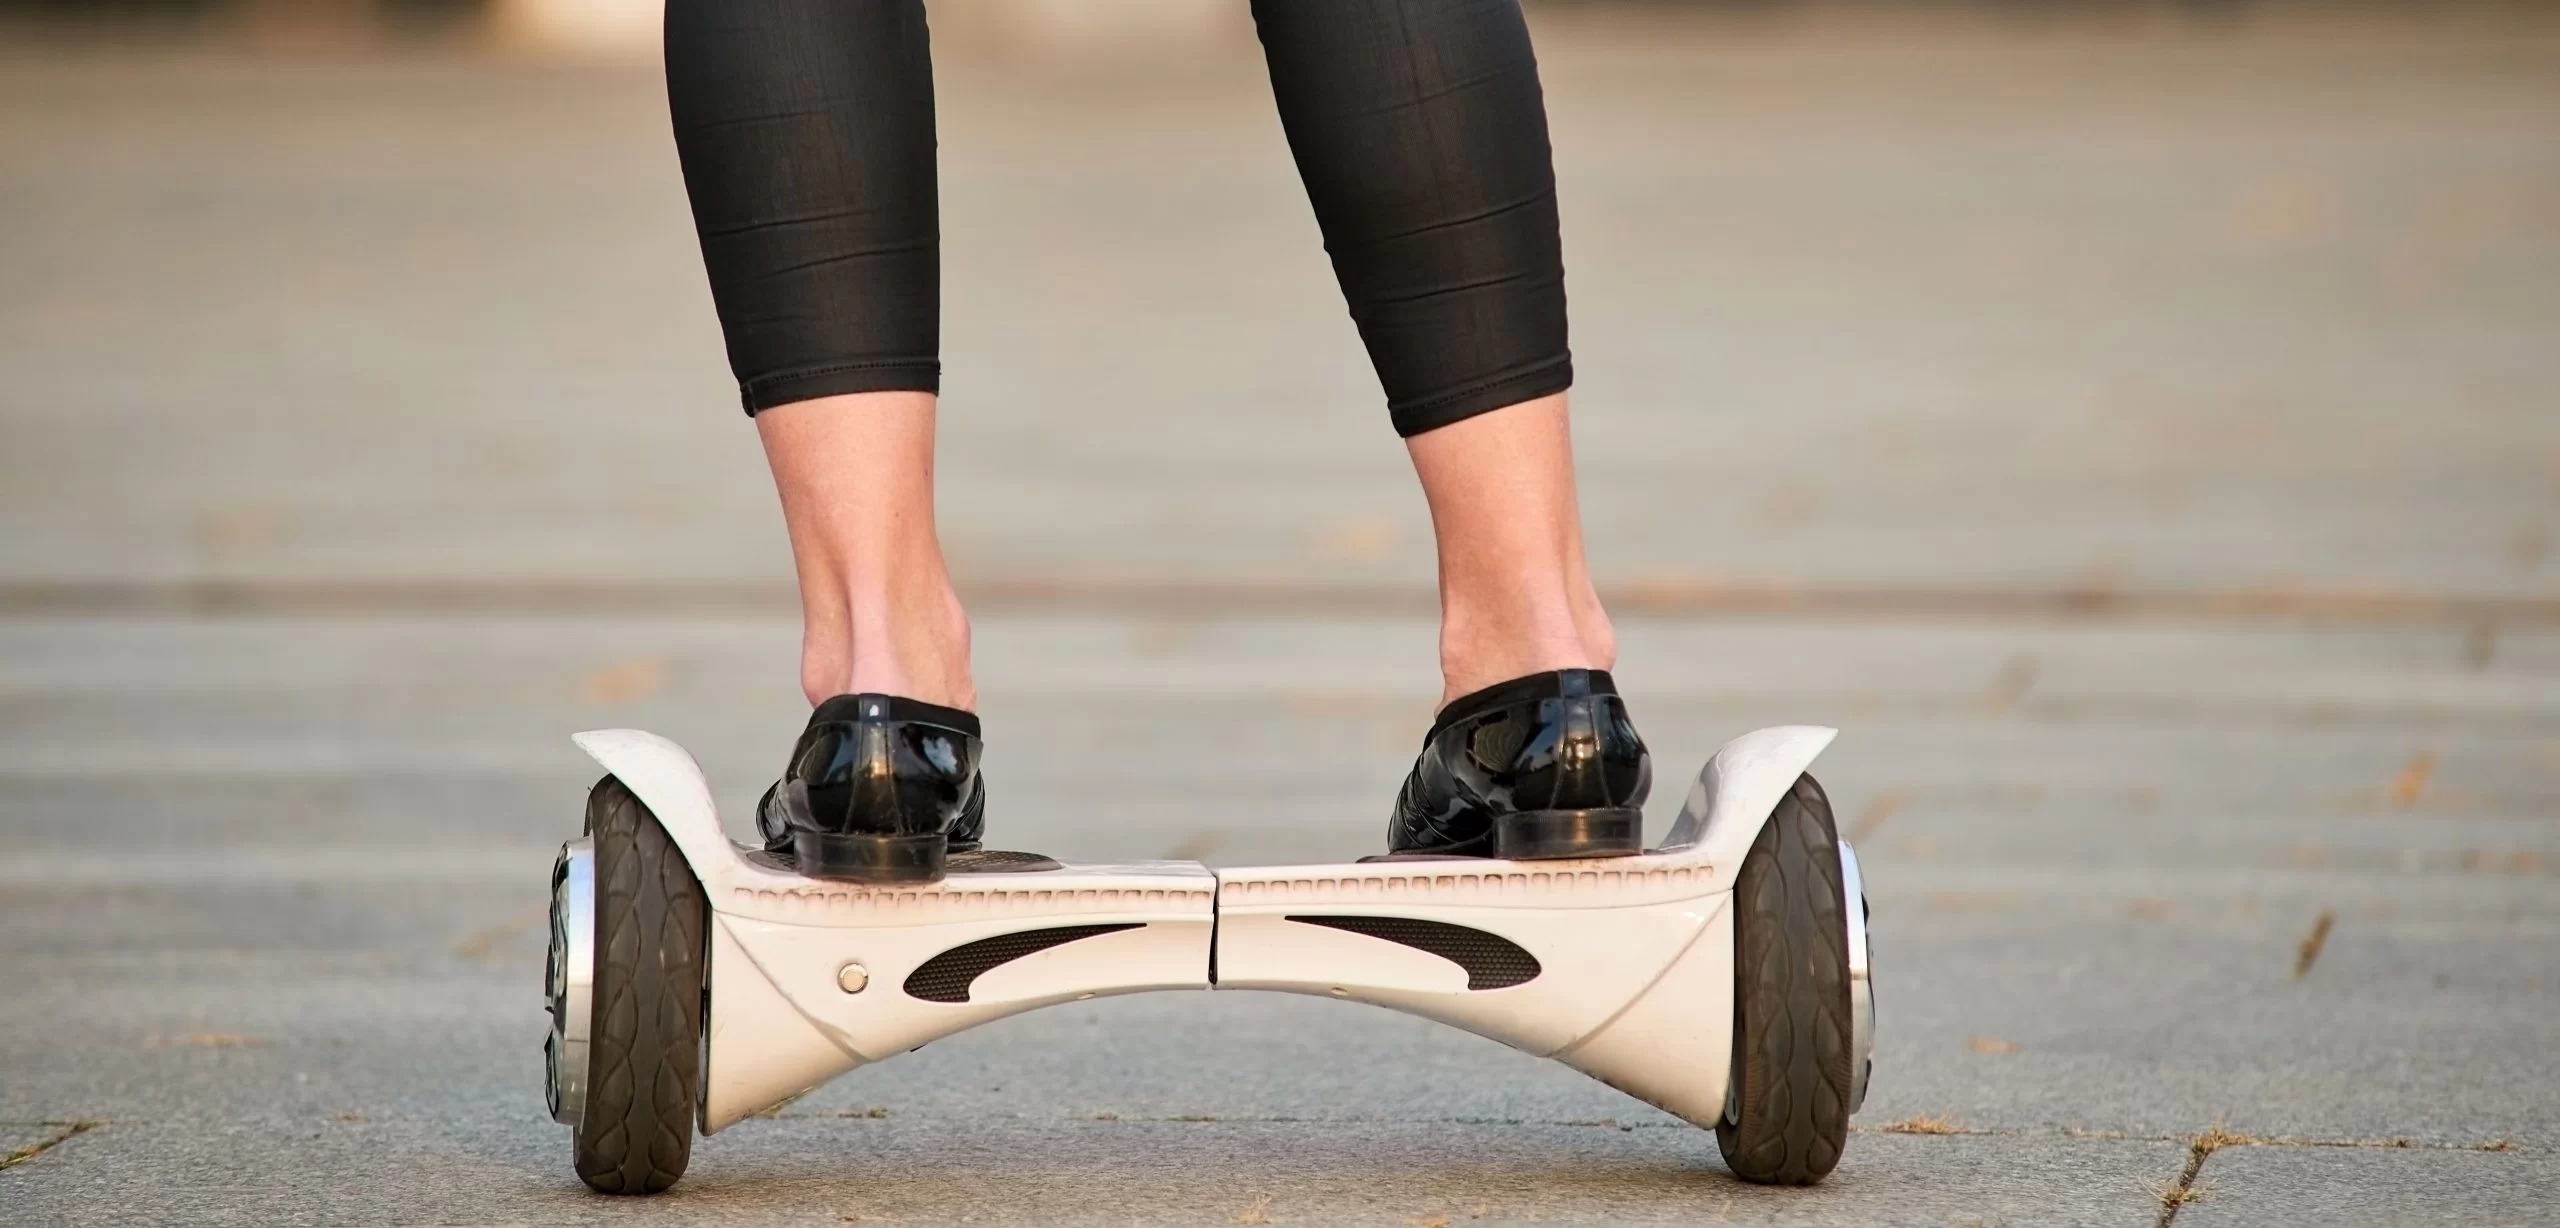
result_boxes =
[1850,912,2560,1149]
[3,614,2553,857]
[3,612,2553,1162]
[2,21,2555,599]
[2174,1143,2558,1228]
[5,877,2549,1152]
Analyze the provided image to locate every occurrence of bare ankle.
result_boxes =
[797,574,975,710]
[759,392,976,711]
[1571,587,1618,674]
[835,602,971,709]
[1437,604,1596,707]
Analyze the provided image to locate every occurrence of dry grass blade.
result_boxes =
[2191,1122,2259,1155]
[2389,750,2437,808]
[2151,1179,2211,1210]
[1,1121,101,1172]
[2294,910,2336,978]
[2152,1120,2251,1226]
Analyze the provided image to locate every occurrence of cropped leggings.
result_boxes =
[665,0,1570,438]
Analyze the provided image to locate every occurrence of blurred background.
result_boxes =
[2,1,2554,1223]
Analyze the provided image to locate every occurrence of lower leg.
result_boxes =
[756,392,975,711]
[1248,0,1601,704]
[1408,392,1616,707]
[1392,390,1648,859]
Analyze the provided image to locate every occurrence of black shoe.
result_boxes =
[1386,668,1651,860]
[755,693,988,882]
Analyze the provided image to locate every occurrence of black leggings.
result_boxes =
[665,0,1570,438]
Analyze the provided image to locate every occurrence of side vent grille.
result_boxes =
[903,924,1143,1003]
[1285,916,1540,990]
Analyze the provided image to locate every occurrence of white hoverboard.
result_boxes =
[544,726,1875,1193]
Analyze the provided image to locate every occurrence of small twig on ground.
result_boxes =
[2389,749,2436,808]
[1231,1193,1273,1225]
[2294,910,2336,978]
[1,1121,100,1171]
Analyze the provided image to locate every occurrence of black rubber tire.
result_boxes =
[573,775,708,1195]
[1716,773,1855,1185]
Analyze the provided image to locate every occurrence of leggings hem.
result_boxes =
[741,360,942,416]
[1388,353,1574,438]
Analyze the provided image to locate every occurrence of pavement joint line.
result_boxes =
[2069,1124,2522,1154]
[0,1120,102,1173]
[5,577,2559,627]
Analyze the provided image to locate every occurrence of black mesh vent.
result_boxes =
[1285,916,1541,990]
[903,924,1143,1003]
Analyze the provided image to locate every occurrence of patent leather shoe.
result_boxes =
[1386,668,1650,860]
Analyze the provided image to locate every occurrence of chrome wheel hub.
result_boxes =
[545,837,595,1127]
[1839,839,1876,1114]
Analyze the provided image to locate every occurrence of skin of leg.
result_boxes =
[1407,391,1616,706]
[1247,0,1596,707]
[754,391,976,711]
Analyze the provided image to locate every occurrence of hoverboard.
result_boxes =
[544,726,1875,1192]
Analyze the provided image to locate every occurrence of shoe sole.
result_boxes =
[792,829,949,883]
[1491,807,1645,860]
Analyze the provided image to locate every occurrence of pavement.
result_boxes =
[2,8,2555,1226]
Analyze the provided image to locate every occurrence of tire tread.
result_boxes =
[572,776,705,1195]
[1715,774,1855,1184]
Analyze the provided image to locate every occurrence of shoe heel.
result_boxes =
[1492,808,1644,860]
[793,830,949,883]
